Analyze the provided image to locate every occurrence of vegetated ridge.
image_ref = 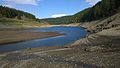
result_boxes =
[0,6,35,20]
[40,0,120,24]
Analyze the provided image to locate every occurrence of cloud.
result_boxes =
[51,14,67,18]
[5,0,40,5]
[85,0,101,5]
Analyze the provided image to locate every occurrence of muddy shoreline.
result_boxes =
[0,28,64,45]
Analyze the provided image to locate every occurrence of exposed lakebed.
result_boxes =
[0,26,87,52]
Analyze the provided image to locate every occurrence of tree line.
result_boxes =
[0,5,36,20]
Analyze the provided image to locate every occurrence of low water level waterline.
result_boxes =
[0,26,87,52]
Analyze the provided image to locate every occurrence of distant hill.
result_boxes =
[39,16,73,25]
[0,6,36,20]
[41,0,120,24]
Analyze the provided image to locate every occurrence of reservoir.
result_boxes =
[0,26,87,52]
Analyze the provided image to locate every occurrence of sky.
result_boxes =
[0,0,101,19]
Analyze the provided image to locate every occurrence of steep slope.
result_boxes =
[81,12,120,32]
[74,0,120,22]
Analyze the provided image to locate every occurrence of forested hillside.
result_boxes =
[0,6,36,20]
[41,0,120,24]
[75,0,120,22]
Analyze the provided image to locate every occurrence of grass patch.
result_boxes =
[0,18,49,27]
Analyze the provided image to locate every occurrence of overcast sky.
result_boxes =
[0,0,101,19]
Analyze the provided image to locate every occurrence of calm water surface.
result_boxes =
[0,26,87,52]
